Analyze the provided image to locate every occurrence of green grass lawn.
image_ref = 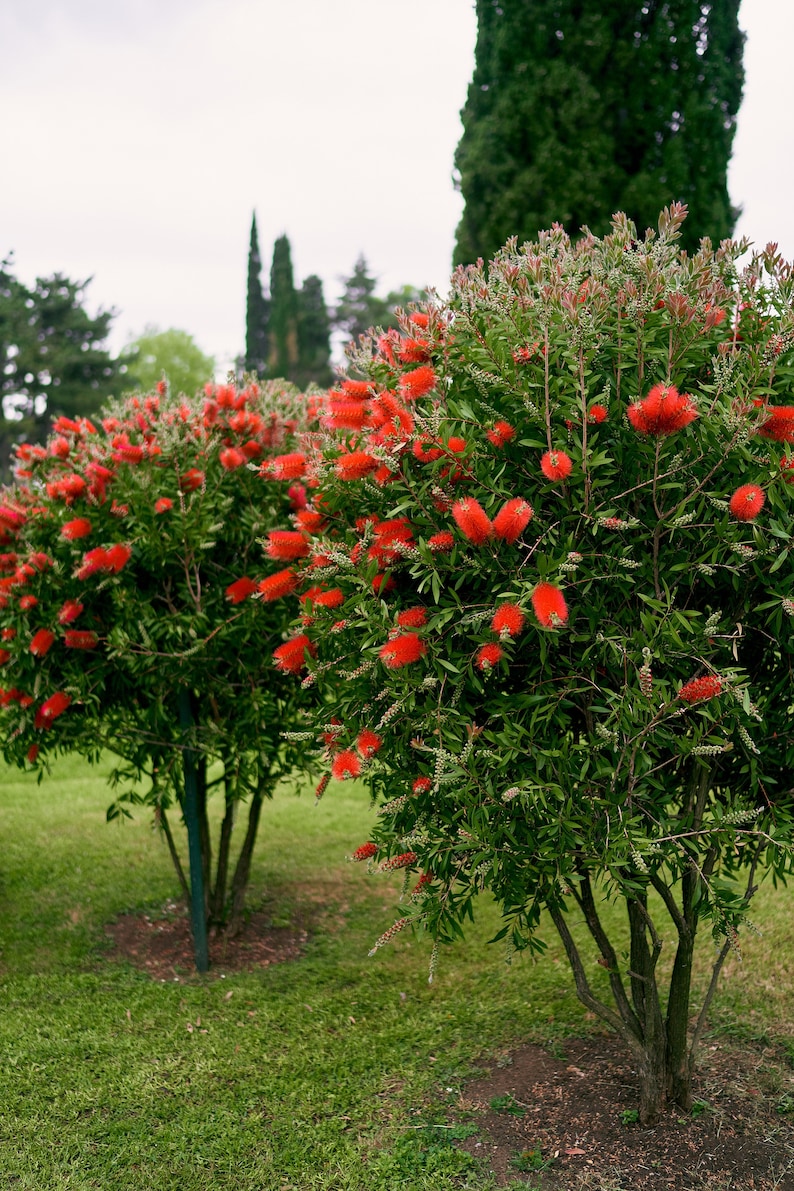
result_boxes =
[0,755,791,1190]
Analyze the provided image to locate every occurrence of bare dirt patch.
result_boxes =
[460,1034,794,1190]
[103,899,308,981]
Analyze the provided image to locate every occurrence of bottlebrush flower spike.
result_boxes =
[64,630,98,649]
[265,452,307,480]
[588,404,608,423]
[397,607,427,628]
[399,365,437,401]
[225,577,258,604]
[58,600,84,625]
[428,531,455,552]
[486,420,516,447]
[266,531,310,561]
[34,691,71,729]
[540,450,573,481]
[627,383,697,436]
[300,586,345,609]
[492,498,533,544]
[452,498,493,545]
[105,544,132,573]
[219,446,247,470]
[335,451,379,481]
[758,406,794,443]
[30,629,55,657]
[379,633,426,668]
[356,730,383,758]
[532,582,569,628]
[476,643,503,671]
[19,595,38,610]
[352,841,378,861]
[729,484,765,521]
[331,749,361,781]
[491,603,525,638]
[412,776,432,794]
[379,852,417,871]
[272,633,316,675]
[154,497,173,513]
[61,518,92,540]
[679,675,722,703]
[179,468,205,492]
[258,569,299,602]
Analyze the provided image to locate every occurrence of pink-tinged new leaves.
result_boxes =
[379,633,426,669]
[729,484,765,521]
[627,383,697,436]
[492,499,533,544]
[532,583,569,628]
[452,498,492,545]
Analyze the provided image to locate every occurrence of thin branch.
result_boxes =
[159,808,190,903]
[569,873,643,1039]
[649,872,687,937]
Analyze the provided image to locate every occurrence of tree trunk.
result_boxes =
[211,781,237,927]
[196,757,211,922]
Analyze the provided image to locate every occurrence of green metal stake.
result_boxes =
[179,688,209,973]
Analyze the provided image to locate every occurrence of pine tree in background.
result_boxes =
[268,235,299,381]
[453,0,744,263]
[245,212,269,375]
[296,274,332,388]
[333,255,392,345]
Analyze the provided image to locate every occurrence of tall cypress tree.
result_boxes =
[268,235,299,381]
[453,1,744,263]
[245,213,269,376]
[296,275,332,389]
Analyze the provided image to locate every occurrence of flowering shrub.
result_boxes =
[267,207,794,1122]
[0,379,317,941]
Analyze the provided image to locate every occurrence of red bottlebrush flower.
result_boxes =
[627,383,698,436]
[0,504,26,529]
[452,498,493,545]
[512,343,538,365]
[258,568,299,602]
[179,468,205,492]
[34,691,71,729]
[266,531,310,561]
[105,544,132,573]
[446,436,467,454]
[428,531,455,552]
[341,379,375,399]
[58,600,84,625]
[356,729,383,758]
[30,629,56,657]
[335,451,380,481]
[0,649,10,664]
[476,643,503,671]
[288,483,308,510]
[397,607,427,628]
[492,498,533,544]
[27,743,39,763]
[679,675,722,703]
[368,518,414,566]
[331,749,362,781]
[76,547,109,579]
[352,841,378,861]
[540,450,573,481]
[373,464,395,486]
[532,582,569,628]
[19,594,38,611]
[267,452,307,480]
[372,573,395,595]
[61,518,92,540]
[408,311,430,329]
[225,577,258,604]
[110,501,129,518]
[113,442,145,464]
[272,633,315,674]
[323,399,370,431]
[588,404,608,423]
[64,630,98,649]
[399,365,437,401]
[295,509,325,534]
[758,406,794,443]
[379,851,417,871]
[397,336,431,364]
[50,436,71,458]
[219,446,247,470]
[379,632,426,668]
[412,776,432,794]
[412,436,444,463]
[491,603,525,638]
[155,497,173,514]
[1,628,15,641]
[729,484,765,521]
[28,553,51,572]
[486,420,516,447]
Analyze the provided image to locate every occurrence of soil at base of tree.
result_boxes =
[102,905,794,1188]
[459,1034,794,1190]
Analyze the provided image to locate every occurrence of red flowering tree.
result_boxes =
[0,379,317,962]
[267,206,794,1122]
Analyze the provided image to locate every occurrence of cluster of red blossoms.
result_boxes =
[627,384,698,437]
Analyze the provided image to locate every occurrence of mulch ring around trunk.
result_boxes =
[103,898,308,981]
[458,1033,794,1190]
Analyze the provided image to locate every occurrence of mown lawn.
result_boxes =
[0,755,791,1190]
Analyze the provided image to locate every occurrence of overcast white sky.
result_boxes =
[1,1,791,374]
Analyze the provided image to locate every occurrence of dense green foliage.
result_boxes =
[0,380,316,933]
[245,212,270,376]
[268,234,300,382]
[453,0,744,263]
[125,326,215,397]
[270,207,794,1121]
[0,258,125,460]
[297,273,333,389]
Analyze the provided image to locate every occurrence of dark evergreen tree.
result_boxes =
[296,274,332,388]
[245,212,269,375]
[267,235,299,381]
[453,0,744,263]
[333,255,392,346]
